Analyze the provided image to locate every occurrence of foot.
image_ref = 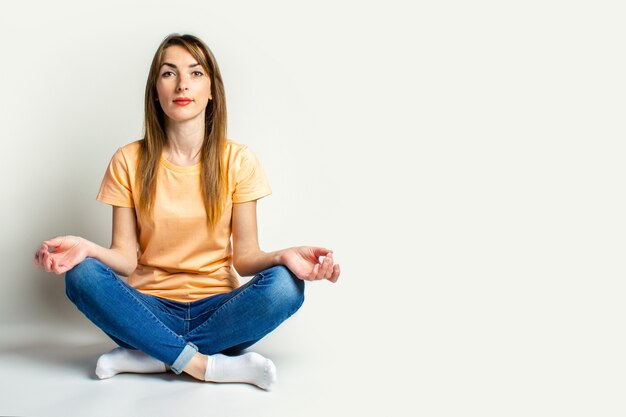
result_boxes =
[204,352,277,390]
[95,347,166,379]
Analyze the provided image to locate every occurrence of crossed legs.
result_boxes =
[65,258,304,389]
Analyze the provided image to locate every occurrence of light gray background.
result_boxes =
[1,0,625,416]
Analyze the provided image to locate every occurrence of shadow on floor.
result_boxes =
[0,340,190,382]
[1,340,114,379]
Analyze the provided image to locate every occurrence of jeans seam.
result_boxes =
[152,306,186,318]
[185,303,190,334]
[185,271,266,339]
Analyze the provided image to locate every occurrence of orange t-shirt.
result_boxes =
[96,140,272,302]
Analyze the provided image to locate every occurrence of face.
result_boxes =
[155,45,213,124]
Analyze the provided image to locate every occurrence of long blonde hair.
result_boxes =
[138,33,228,229]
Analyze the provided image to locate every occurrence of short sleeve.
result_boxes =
[232,146,272,203]
[97,148,135,208]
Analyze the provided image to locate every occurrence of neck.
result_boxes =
[164,117,205,164]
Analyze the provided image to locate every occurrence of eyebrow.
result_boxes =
[160,62,202,69]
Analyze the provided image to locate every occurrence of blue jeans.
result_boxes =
[65,258,305,374]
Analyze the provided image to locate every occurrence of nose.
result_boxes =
[176,76,189,92]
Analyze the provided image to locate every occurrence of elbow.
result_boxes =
[233,253,258,277]
[102,245,138,277]
[232,258,247,277]
[111,259,136,278]
[125,260,138,277]
[118,257,137,277]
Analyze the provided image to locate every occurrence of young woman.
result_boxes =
[33,33,340,390]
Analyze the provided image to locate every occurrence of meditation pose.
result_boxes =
[34,33,340,390]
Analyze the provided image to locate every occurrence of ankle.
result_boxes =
[182,352,208,380]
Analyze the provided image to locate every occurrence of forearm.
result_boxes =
[233,248,285,277]
[86,239,137,277]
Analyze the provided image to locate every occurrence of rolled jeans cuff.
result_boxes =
[170,342,198,374]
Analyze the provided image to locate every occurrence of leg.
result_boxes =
[186,265,305,354]
[65,258,197,375]
[179,266,304,390]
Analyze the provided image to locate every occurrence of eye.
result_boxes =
[161,71,175,78]
[192,70,204,77]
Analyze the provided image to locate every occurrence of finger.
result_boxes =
[52,258,67,275]
[41,244,50,262]
[38,247,47,268]
[311,247,332,258]
[46,253,55,273]
[312,259,325,280]
[307,263,320,281]
[318,254,333,280]
[43,252,53,273]
[323,252,336,279]
[328,264,340,283]
[36,247,43,266]
[50,258,59,275]
[51,258,66,275]
[44,236,64,248]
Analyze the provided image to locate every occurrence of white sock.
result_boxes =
[204,352,277,390]
[95,347,166,379]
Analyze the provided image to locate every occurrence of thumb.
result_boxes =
[310,247,332,257]
[44,236,65,249]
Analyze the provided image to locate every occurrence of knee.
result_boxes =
[265,265,305,313]
[65,258,110,303]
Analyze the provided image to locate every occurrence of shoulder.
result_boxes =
[118,140,142,159]
[109,140,142,167]
[224,138,257,165]
[224,139,249,157]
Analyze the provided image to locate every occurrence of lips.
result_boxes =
[173,98,193,106]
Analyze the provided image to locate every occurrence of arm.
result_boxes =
[94,206,138,275]
[232,201,340,282]
[34,206,138,276]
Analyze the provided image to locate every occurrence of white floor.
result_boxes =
[3,305,624,416]
[0,320,409,417]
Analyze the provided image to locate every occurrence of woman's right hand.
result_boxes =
[34,236,92,275]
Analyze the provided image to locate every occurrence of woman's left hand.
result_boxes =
[280,246,341,283]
